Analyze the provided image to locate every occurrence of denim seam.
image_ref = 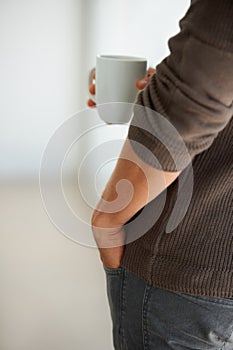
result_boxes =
[223,322,233,349]
[119,268,128,350]
[142,285,152,350]
[174,291,233,307]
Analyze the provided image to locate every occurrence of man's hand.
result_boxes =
[87,69,96,108]
[91,212,125,269]
[91,174,128,269]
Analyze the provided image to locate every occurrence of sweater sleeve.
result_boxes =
[128,0,233,172]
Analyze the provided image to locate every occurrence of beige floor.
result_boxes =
[0,181,114,350]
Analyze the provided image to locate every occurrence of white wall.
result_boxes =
[84,0,190,77]
[0,183,113,350]
[0,0,86,180]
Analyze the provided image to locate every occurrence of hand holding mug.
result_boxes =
[87,55,155,124]
[87,66,156,109]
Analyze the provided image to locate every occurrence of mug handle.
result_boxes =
[88,67,96,104]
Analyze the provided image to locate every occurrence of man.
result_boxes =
[89,0,233,348]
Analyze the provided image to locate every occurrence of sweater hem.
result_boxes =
[122,247,233,299]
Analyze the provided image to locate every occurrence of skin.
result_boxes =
[88,68,180,269]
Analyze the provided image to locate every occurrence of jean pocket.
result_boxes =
[103,264,123,275]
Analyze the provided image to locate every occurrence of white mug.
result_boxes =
[90,55,147,124]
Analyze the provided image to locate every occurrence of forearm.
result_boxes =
[92,138,180,231]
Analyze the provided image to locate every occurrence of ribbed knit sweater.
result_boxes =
[122,0,233,298]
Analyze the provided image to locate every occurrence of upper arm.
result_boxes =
[128,0,233,172]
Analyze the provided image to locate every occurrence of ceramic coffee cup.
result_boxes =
[90,55,147,124]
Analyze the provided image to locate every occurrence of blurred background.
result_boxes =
[0,0,189,349]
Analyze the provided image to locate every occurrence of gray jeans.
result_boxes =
[104,265,233,350]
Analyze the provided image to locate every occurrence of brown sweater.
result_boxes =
[122,0,233,298]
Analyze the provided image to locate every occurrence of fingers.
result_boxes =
[87,69,96,107]
[89,83,95,95]
[136,67,156,90]
[88,79,96,107]
[87,98,96,108]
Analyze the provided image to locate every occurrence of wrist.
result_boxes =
[91,210,123,229]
